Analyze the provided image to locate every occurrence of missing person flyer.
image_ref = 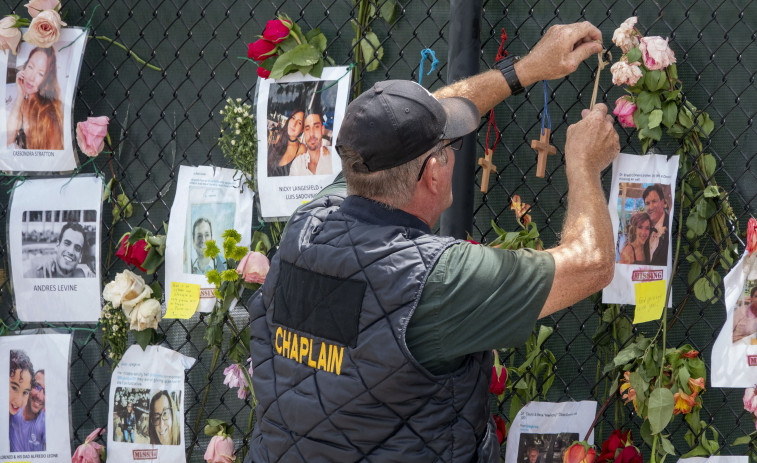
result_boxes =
[0,331,73,463]
[8,175,102,322]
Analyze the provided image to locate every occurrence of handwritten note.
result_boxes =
[164,282,201,319]
[633,280,666,324]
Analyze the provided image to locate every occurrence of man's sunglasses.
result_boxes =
[416,137,464,181]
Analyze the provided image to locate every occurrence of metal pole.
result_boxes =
[439,0,482,238]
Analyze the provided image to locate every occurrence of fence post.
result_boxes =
[439,0,482,238]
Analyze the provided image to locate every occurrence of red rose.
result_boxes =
[489,365,507,395]
[115,234,149,271]
[614,446,641,463]
[248,38,276,61]
[597,430,631,463]
[748,217,757,255]
[262,18,292,44]
[257,66,271,79]
[493,414,507,444]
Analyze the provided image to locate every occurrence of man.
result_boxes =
[247,22,619,462]
[190,217,226,274]
[733,286,757,343]
[25,222,93,278]
[289,110,333,176]
[527,447,541,463]
[643,184,670,266]
[10,369,45,452]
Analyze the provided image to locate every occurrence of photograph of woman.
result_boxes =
[619,211,651,265]
[267,108,305,177]
[148,390,180,446]
[6,47,64,151]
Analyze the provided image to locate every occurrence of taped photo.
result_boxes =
[255,67,350,219]
[0,28,87,174]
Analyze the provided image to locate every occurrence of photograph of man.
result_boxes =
[527,447,541,463]
[24,221,95,278]
[643,184,670,266]
[190,217,226,274]
[733,285,757,344]
[289,108,333,176]
[121,402,136,443]
[10,369,45,452]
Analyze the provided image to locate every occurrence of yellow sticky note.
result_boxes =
[633,280,666,324]
[164,282,201,319]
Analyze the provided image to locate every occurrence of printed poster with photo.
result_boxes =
[0,332,73,463]
[504,401,597,463]
[0,28,87,174]
[8,175,102,322]
[711,251,757,387]
[107,345,194,463]
[165,165,253,313]
[679,457,748,463]
[602,153,679,306]
[255,67,350,219]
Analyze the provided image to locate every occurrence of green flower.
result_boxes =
[222,229,242,242]
[231,245,249,261]
[221,269,239,282]
[204,240,220,259]
[206,269,222,286]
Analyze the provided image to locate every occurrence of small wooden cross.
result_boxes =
[477,148,497,193]
[531,128,556,178]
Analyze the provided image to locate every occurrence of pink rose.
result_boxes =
[747,217,757,255]
[76,116,110,157]
[744,386,757,414]
[262,18,293,44]
[640,36,676,71]
[204,435,236,463]
[613,97,637,128]
[236,251,270,284]
[25,0,60,18]
[0,16,22,55]
[248,38,276,62]
[489,364,507,395]
[72,428,105,463]
[610,60,642,87]
[612,17,639,53]
[23,9,66,48]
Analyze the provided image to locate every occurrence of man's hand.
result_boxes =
[516,22,603,86]
[564,103,620,175]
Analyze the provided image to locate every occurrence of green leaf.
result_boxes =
[310,59,324,78]
[648,109,663,128]
[141,250,164,275]
[662,101,677,128]
[699,113,714,136]
[703,185,720,198]
[276,35,299,54]
[702,154,717,177]
[693,277,715,301]
[629,371,649,405]
[626,47,642,63]
[149,282,163,301]
[678,106,694,127]
[680,446,709,458]
[686,212,706,236]
[269,52,295,80]
[307,32,328,54]
[645,70,661,91]
[659,435,676,456]
[640,419,654,446]
[647,388,675,434]
[732,435,754,446]
[637,91,656,113]
[379,0,398,23]
[639,125,662,141]
[668,64,678,80]
[304,27,321,43]
[360,32,384,72]
[288,43,321,66]
[134,328,156,350]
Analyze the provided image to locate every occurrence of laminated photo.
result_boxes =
[711,251,757,387]
[107,345,194,463]
[8,175,102,322]
[164,165,254,313]
[0,332,73,463]
[602,153,679,306]
[504,401,596,463]
[255,67,350,219]
[0,28,87,174]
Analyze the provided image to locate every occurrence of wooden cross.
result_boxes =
[477,148,497,193]
[531,128,556,178]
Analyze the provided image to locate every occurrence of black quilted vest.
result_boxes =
[246,194,498,462]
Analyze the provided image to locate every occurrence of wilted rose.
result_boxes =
[613,97,637,128]
[125,298,161,331]
[23,9,66,48]
[103,269,151,310]
[204,435,236,463]
[0,16,22,55]
[489,364,507,395]
[747,217,757,255]
[76,116,109,157]
[612,17,638,53]
[493,414,507,444]
[673,390,696,415]
[564,443,597,463]
[236,251,270,284]
[688,377,705,394]
[72,428,105,463]
[248,38,276,62]
[610,60,642,87]
[640,36,676,71]
[25,0,60,18]
[262,18,292,44]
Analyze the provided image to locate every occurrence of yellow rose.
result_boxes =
[23,10,66,48]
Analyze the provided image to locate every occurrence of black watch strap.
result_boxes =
[495,56,524,95]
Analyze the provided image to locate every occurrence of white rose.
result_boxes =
[0,16,22,55]
[23,10,66,48]
[24,0,61,18]
[610,59,643,86]
[612,16,639,53]
[129,298,161,331]
[103,269,150,309]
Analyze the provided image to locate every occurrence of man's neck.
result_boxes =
[307,146,322,173]
[22,406,37,421]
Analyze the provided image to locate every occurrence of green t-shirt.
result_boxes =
[288,173,556,375]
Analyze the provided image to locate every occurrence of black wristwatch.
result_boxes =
[494,55,523,95]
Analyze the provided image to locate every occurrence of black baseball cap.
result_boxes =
[335,80,480,172]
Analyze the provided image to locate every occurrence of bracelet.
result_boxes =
[494,56,523,95]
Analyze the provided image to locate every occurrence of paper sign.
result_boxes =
[164,282,201,319]
[633,280,666,323]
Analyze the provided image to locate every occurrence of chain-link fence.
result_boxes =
[1,0,756,460]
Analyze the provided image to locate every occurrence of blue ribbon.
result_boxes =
[418,48,439,86]
[541,80,552,135]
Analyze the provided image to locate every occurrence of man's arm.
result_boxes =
[540,104,619,317]
[433,22,603,116]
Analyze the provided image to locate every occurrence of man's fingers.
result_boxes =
[605,114,615,123]
[589,103,609,116]
[581,109,590,118]
[568,41,603,66]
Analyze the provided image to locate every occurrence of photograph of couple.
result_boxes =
[616,183,672,267]
[9,349,46,453]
